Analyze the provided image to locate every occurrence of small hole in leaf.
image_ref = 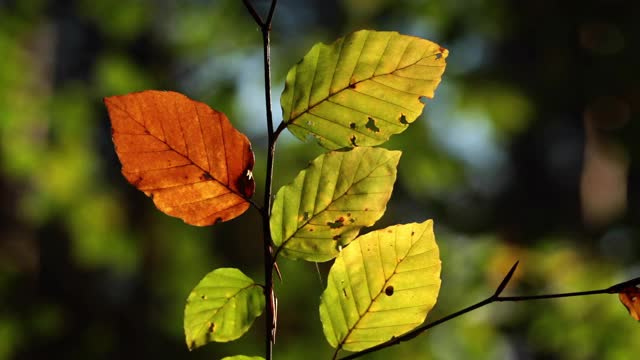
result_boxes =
[399,114,408,125]
[350,122,356,129]
[201,295,207,300]
[350,135,357,146]
[208,322,215,332]
[385,286,394,296]
[365,117,380,132]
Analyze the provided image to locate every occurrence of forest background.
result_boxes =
[1,0,639,359]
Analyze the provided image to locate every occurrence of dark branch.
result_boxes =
[339,264,638,360]
[243,1,281,359]
[266,0,278,27]
[242,0,264,26]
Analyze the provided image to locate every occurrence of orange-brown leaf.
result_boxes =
[104,90,255,226]
[618,286,640,321]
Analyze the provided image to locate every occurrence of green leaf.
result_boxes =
[184,268,264,350]
[220,356,265,360]
[271,147,400,262]
[319,220,441,352]
[281,30,448,150]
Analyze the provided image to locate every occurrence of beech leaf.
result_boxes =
[281,30,448,149]
[104,90,255,226]
[184,268,265,350]
[270,147,400,262]
[618,285,640,321]
[319,220,441,352]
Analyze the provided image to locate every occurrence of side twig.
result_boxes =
[339,262,640,360]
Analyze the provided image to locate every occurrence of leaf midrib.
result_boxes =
[276,151,395,255]
[110,98,247,200]
[285,48,442,125]
[189,282,260,341]
[337,226,433,351]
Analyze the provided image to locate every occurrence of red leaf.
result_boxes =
[105,90,255,226]
[618,286,640,321]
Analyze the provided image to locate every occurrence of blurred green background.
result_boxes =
[1,0,639,359]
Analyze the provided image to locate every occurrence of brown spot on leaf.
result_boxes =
[207,322,215,332]
[327,217,345,229]
[350,135,357,146]
[350,122,356,129]
[333,235,342,240]
[303,211,310,221]
[131,176,143,186]
[365,117,380,132]
[237,167,255,198]
[385,286,394,296]
[399,114,408,125]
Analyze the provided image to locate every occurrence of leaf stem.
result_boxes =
[338,263,639,360]
[243,1,280,359]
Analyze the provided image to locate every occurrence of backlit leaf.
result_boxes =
[104,90,255,226]
[618,286,640,321]
[270,147,400,262]
[184,268,264,350]
[220,356,264,360]
[281,30,448,149]
[319,220,441,352]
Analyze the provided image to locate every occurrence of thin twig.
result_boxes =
[266,0,278,27]
[339,263,638,360]
[243,1,280,359]
[242,0,263,26]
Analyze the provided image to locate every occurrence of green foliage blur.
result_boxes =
[1,0,638,359]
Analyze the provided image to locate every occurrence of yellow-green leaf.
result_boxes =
[221,356,264,360]
[271,147,400,262]
[184,268,264,350]
[281,30,448,149]
[319,220,441,352]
